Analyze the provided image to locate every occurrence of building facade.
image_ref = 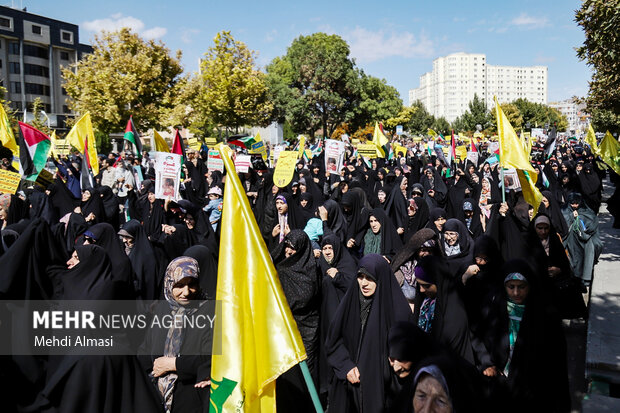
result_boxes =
[0,6,91,130]
[409,52,547,123]
[548,99,589,134]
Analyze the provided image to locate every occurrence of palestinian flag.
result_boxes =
[18,122,51,180]
[123,116,143,159]
[227,134,258,150]
[171,129,186,160]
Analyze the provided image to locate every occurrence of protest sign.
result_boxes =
[357,144,377,158]
[273,151,298,188]
[0,170,21,194]
[235,154,251,173]
[208,150,224,173]
[324,139,345,175]
[152,152,182,201]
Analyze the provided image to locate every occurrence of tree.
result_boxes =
[384,105,416,130]
[576,0,620,133]
[488,103,523,131]
[195,31,272,135]
[63,28,184,135]
[27,98,53,135]
[349,73,402,132]
[451,94,491,132]
[511,98,568,131]
[405,101,435,135]
[433,117,450,136]
[266,33,361,138]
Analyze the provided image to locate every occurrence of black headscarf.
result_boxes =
[87,223,134,293]
[540,190,569,239]
[322,199,348,243]
[412,255,474,363]
[441,218,474,276]
[271,230,321,371]
[120,219,160,301]
[80,189,105,225]
[403,197,430,244]
[183,245,218,300]
[427,207,446,236]
[50,245,119,300]
[325,254,414,412]
[341,190,369,248]
[365,208,403,261]
[384,176,409,231]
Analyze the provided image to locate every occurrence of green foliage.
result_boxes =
[385,105,416,130]
[62,28,184,135]
[266,33,361,138]
[432,117,450,136]
[406,101,435,134]
[349,73,402,131]
[590,109,620,133]
[27,98,53,135]
[452,94,492,132]
[576,0,620,133]
[195,31,273,133]
[511,98,567,130]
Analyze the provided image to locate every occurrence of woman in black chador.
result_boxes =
[325,254,413,413]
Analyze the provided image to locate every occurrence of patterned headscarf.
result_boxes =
[158,256,202,413]
[0,193,11,212]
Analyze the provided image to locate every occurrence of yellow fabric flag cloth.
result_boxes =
[0,104,18,156]
[209,144,307,413]
[153,130,171,152]
[65,112,99,176]
[600,131,620,176]
[585,124,599,156]
[373,122,388,157]
[495,97,543,215]
[297,135,306,159]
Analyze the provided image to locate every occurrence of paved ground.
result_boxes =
[578,179,620,412]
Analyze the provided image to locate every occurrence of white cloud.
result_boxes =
[511,13,549,29]
[181,29,200,44]
[82,14,167,39]
[343,27,434,63]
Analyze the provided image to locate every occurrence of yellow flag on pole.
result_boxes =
[209,144,307,413]
[153,130,171,152]
[297,135,306,159]
[495,97,543,215]
[372,122,389,157]
[599,131,620,176]
[0,104,18,156]
[585,124,599,156]
[65,112,99,176]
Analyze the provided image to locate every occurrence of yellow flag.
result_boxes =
[495,97,543,215]
[209,144,306,413]
[600,131,620,176]
[153,130,171,152]
[585,124,599,156]
[65,112,99,176]
[297,135,306,159]
[0,104,18,156]
[373,122,389,157]
[248,132,268,160]
[428,128,438,137]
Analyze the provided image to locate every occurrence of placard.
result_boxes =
[273,151,298,188]
[234,154,251,173]
[205,138,218,147]
[0,169,21,194]
[487,141,499,154]
[396,125,403,136]
[357,144,377,159]
[324,139,346,175]
[207,150,224,173]
[152,152,182,201]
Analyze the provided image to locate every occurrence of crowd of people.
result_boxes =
[0,132,614,413]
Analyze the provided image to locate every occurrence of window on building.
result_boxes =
[9,62,20,74]
[63,105,70,113]
[24,63,49,77]
[11,81,21,94]
[61,30,73,44]
[25,83,51,96]
[23,44,48,59]
[9,42,19,55]
[0,16,12,30]
[11,101,22,111]
[0,60,2,69]
[60,51,69,61]
[32,25,42,35]
[61,87,68,96]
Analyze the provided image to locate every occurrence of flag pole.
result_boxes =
[500,166,506,203]
[299,360,324,413]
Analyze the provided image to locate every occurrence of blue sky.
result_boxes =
[21,0,590,103]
